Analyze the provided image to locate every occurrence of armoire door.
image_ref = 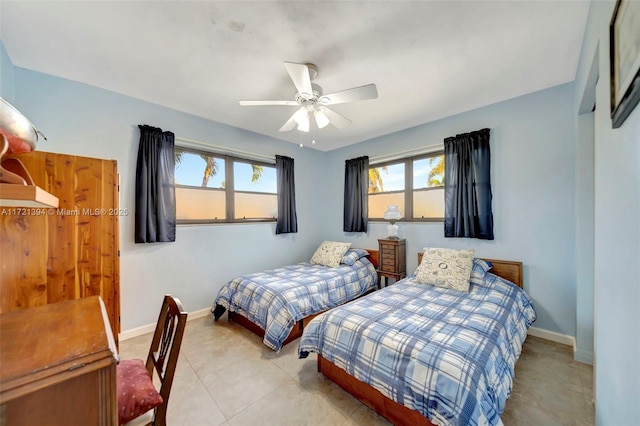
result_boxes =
[0,151,120,341]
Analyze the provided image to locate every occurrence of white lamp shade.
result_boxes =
[293,107,308,125]
[296,119,310,132]
[293,107,310,132]
[314,109,330,129]
[383,205,402,221]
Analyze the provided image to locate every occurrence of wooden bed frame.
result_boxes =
[317,256,524,426]
[227,248,380,348]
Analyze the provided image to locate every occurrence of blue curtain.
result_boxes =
[275,155,298,234]
[135,125,176,243]
[343,156,369,232]
[444,128,493,240]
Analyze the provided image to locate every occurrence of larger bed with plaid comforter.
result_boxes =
[298,272,536,426]
[212,258,377,351]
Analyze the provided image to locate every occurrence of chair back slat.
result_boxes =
[153,309,178,378]
[144,295,187,426]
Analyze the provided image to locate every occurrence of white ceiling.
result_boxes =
[0,1,590,151]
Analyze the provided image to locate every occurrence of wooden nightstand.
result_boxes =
[377,238,406,288]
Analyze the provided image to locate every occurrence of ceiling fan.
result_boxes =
[239,62,378,133]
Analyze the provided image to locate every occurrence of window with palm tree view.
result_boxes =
[369,152,444,220]
[175,147,277,223]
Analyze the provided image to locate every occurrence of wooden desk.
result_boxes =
[0,296,119,426]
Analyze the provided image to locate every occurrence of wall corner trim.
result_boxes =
[574,349,595,366]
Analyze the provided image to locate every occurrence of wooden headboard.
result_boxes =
[365,249,379,269]
[417,253,523,288]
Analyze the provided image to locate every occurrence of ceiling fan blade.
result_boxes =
[279,111,298,132]
[322,107,352,129]
[320,84,378,106]
[239,100,299,106]
[284,62,313,98]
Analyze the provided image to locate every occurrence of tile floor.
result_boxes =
[119,316,595,426]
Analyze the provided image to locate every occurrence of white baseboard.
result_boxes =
[121,313,594,366]
[119,323,156,341]
[119,307,212,341]
[527,327,594,365]
[528,326,576,350]
[188,307,212,320]
[574,349,595,365]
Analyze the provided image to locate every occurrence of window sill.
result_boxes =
[369,218,444,223]
[177,219,277,226]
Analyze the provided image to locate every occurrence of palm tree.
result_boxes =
[427,156,445,187]
[201,156,218,187]
[175,151,265,187]
[369,166,387,193]
[174,151,219,187]
[220,165,261,188]
[251,165,263,182]
[174,151,184,166]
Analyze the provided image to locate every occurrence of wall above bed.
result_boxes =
[4,50,331,332]
[323,82,578,343]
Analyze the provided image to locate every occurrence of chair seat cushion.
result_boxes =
[117,359,163,425]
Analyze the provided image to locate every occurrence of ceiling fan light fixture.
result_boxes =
[293,107,308,125]
[296,118,310,132]
[239,62,378,134]
[314,109,330,129]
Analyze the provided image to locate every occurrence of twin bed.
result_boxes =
[212,246,379,351]
[212,246,536,426]
[300,255,536,426]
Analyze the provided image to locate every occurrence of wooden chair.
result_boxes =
[117,295,188,426]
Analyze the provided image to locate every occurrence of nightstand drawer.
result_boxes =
[380,247,396,257]
[380,252,396,263]
[380,263,397,273]
[380,258,398,272]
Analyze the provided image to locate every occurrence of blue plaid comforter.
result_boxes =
[212,258,377,351]
[298,273,536,426]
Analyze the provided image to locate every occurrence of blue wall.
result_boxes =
[575,109,595,365]
[8,63,330,331]
[1,43,15,101]
[325,83,579,340]
[4,40,597,367]
[574,0,640,422]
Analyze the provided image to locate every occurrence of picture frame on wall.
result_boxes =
[609,0,640,129]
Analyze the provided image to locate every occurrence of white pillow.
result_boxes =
[415,247,475,293]
[310,241,352,268]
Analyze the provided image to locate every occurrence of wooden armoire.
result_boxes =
[0,151,120,341]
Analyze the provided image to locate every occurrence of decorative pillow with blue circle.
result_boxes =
[415,247,475,293]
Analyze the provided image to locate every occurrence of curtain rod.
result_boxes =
[369,143,443,164]
[175,136,275,163]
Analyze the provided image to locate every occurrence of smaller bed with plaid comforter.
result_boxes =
[212,257,377,351]
[298,272,536,426]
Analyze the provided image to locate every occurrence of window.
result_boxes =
[174,147,277,223]
[368,151,445,221]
